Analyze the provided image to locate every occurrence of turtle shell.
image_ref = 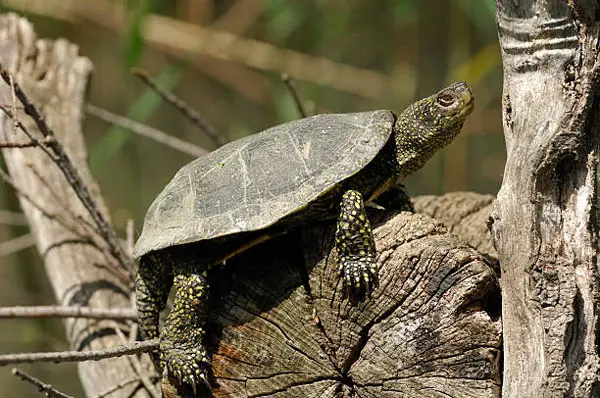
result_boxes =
[134,110,394,259]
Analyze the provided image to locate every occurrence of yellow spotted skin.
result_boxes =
[136,250,211,391]
[135,252,172,368]
[390,82,474,176]
[335,190,377,290]
[134,82,474,392]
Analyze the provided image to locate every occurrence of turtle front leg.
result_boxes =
[135,252,173,369]
[161,256,211,392]
[335,189,377,291]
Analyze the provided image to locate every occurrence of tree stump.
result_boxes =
[204,209,502,397]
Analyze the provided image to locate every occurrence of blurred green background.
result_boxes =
[0,0,503,396]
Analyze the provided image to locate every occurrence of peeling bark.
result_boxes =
[492,1,600,396]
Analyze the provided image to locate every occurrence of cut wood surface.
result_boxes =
[206,210,502,397]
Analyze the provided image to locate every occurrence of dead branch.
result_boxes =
[112,324,160,398]
[0,167,97,245]
[0,306,136,320]
[0,13,154,396]
[131,67,226,147]
[0,210,28,226]
[86,104,207,158]
[281,73,308,118]
[0,68,134,279]
[26,164,103,237]
[0,140,36,148]
[0,339,159,366]
[492,1,600,396]
[0,233,35,257]
[0,165,124,279]
[93,377,141,398]
[4,0,390,99]
[11,368,74,398]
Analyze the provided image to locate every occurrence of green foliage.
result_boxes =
[457,0,496,35]
[125,0,152,67]
[394,0,418,25]
[264,0,309,42]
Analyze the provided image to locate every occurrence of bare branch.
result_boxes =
[0,67,135,279]
[131,67,227,147]
[0,140,36,148]
[9,73,18,138]
[0,167,125,280]
[85,104,207,157]
[0,107,55,149]
[0,306,136,320]
[11,368,73,398]
[0,210,28,226]
[0,233,35,257]
[0,168,95,244]
[0,15,150,394]
[6,0,391,98]
[26,164,102,237]
[281,73,308,118]
[0,338,159,366]
[125,219,135,259]
[113,323,160,398]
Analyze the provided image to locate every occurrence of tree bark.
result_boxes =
[492,1,600,397]
[0,13,154,397]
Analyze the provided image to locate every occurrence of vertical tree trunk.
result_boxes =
[492,1,600,396]
[0,13,153,396]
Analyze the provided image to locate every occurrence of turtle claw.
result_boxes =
[198,373,213,393]
[161,345,212,394]
[339,257,377,294]
[184,374,196,395]
[181,368,212,395]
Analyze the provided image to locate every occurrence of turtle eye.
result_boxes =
[436,93,456,107]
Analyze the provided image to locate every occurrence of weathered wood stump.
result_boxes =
[203,206,502,397]
[414,192,497,269]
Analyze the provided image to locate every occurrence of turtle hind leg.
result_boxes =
[335,189,377,293]
[135,252,173,369]
[160,250,211,393]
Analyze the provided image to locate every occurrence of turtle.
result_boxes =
[134,81,474,392]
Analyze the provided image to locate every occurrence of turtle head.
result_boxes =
[392,81,474,175]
